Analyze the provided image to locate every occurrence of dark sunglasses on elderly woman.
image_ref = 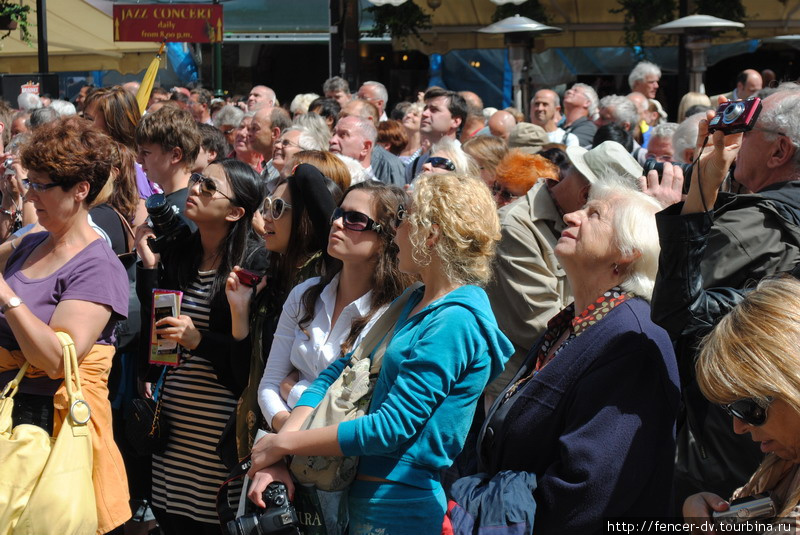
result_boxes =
[331,207,382,233]
[722,397,773,426]
[428,157,455,171]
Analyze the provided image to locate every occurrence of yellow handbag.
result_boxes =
[0,331,97,535]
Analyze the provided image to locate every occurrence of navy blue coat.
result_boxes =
[480,298,680,534]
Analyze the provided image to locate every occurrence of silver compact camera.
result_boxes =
[712,493,776,525]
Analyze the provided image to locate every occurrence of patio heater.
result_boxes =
[478,14,561,115]
[651,14,744,94]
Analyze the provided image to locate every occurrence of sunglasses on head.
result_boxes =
[331,207,382,233]
[722,397,773,426]
[189,173,236,203]
[394,205,407,228]
[428,156,455,171]
[261,196,292,220]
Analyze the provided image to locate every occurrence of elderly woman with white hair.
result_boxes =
[475,180,680,534]
[683,276,800,528]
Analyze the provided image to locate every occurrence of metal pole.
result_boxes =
[36,0,48,73]
[212,0,223,96]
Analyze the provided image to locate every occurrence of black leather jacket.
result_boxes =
[652,188,800,502]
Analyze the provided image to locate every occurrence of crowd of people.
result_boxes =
[0,59,799,535]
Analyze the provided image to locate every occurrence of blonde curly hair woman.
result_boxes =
[246,172,513,535]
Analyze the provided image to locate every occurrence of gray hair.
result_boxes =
[17,93,42,111]
[673,114,704,164]
[335,153,367,185]
[290,93,321,115]
[292,112,331,147]
[361,81,388,104]
[430,137,479,178]
[758,90,800,167]
[213,104,244,128]
[323,76,350,95]
[598,95,638,130]
[572,83,599,119]
[589,179,662,300]
[282,125,326,151]
[650,122,679,142]
[345,115,378,144]
[49,99,76,117]
[628,61,662,90]
[28,107,59,128]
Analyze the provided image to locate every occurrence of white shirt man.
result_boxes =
[529,89,579,147]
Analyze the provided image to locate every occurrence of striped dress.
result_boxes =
[151,269,240,524]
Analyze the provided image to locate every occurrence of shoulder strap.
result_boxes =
[112,207,136,254]
[349,282,422,367]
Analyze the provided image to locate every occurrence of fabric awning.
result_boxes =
[0,0,160,74]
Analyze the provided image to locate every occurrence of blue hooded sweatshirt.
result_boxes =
[296,284,513,490]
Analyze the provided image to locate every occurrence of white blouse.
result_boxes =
[257,273,386,426]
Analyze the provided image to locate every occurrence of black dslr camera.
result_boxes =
[225,482,300,535]
[145,194,192,254]
[707,97,762,134]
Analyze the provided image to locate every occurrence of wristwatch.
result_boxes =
[0,296,22,314]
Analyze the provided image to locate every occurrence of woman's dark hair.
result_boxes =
[84,86,141,149]
[539,147,570,179]
[267,164,339,303]
[20,116,113,205]
[308,97,341,123]
[298,181,415,355]
[171,158,261,299]
[592,124,633,153]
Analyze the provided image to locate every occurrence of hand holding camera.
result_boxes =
[681,97,758,215]
[227,481,300,535]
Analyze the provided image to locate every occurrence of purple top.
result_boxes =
[0,232,129,395]
[136,162,160,198]
[0,232,129,350]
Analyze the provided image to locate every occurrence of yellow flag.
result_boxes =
[136,42,166,115]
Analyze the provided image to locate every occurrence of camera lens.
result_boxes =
[722,102,745,124]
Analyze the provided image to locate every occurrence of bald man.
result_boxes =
[247,85,276,112]
[488,110,516,140]
[529,89,579,147]
[734,69,763,100]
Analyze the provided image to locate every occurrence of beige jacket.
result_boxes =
[484,180,571,399]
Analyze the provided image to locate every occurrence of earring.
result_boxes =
[613,263,619,274]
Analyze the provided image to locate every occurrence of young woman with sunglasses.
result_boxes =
[246,172,513,535]
[135,158,262,534]
[225,163,340,462]
[684,276,800,528]
[254,181,413,432]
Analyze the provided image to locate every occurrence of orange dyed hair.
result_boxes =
[494,149,558,193]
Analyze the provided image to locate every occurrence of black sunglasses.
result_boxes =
[428,156,455,171]
[331,207,382,233]
[722,397,773,426]
[189,173,236,203]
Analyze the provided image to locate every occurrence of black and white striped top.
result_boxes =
[151,270,240,524]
